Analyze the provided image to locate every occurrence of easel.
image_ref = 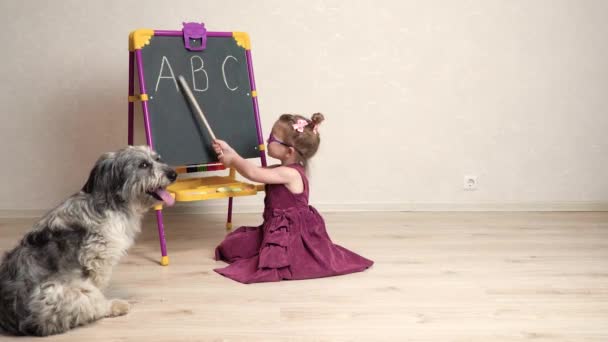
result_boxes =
[128,23,267,266]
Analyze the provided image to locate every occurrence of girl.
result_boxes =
[212,113,373,284]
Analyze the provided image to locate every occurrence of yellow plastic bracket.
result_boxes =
[233,32,251,50]
[258,144,265,151]
[251,90,257,98]
[160,256,169,266]
[128,94,149,102]
[226,222,233,230]
[154,204,163,211]
[129,29,154,51]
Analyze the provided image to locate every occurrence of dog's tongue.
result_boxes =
[155,189,175,206]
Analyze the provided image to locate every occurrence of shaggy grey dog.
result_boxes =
[0,145,177,336]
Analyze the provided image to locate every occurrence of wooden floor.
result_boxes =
[0,212,607,341]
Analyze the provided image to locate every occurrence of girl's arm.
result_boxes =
[213,140,300,185]
[228,153,300,185]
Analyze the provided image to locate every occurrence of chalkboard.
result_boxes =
[137,35,260,166]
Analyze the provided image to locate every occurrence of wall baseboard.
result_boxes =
[164,201,608,214]
[2,201,606,218]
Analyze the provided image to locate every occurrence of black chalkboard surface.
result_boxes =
[137,35,259,166]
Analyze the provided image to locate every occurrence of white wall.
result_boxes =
[1,0,607,214]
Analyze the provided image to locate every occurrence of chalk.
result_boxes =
[217,187,242,193]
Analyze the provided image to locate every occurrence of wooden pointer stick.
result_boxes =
[177,75,222,157]
[178,75,217,141]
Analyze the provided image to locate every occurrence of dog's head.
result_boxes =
[82,145,177,209]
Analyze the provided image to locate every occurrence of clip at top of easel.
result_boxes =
[182,22,207,51]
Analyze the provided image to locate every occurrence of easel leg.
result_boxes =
[128,51,134,145]
[226,197,233,231]
[134,47,168,266]
[155,206,169,266]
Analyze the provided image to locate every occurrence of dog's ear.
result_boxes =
[82,152,116,193]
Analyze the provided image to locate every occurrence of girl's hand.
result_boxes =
[212,140,301,189]
[212,139,236,167]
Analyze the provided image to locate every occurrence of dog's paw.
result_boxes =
[108,299,130,317]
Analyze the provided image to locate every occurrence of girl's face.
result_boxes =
[267,124,292,160]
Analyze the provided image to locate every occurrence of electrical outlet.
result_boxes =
[464,175,478,191]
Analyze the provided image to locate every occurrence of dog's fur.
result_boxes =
[0,145,176,336]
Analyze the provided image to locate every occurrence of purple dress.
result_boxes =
[214,164,373,284]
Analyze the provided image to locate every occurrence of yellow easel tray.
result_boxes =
[167,175,264,202]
